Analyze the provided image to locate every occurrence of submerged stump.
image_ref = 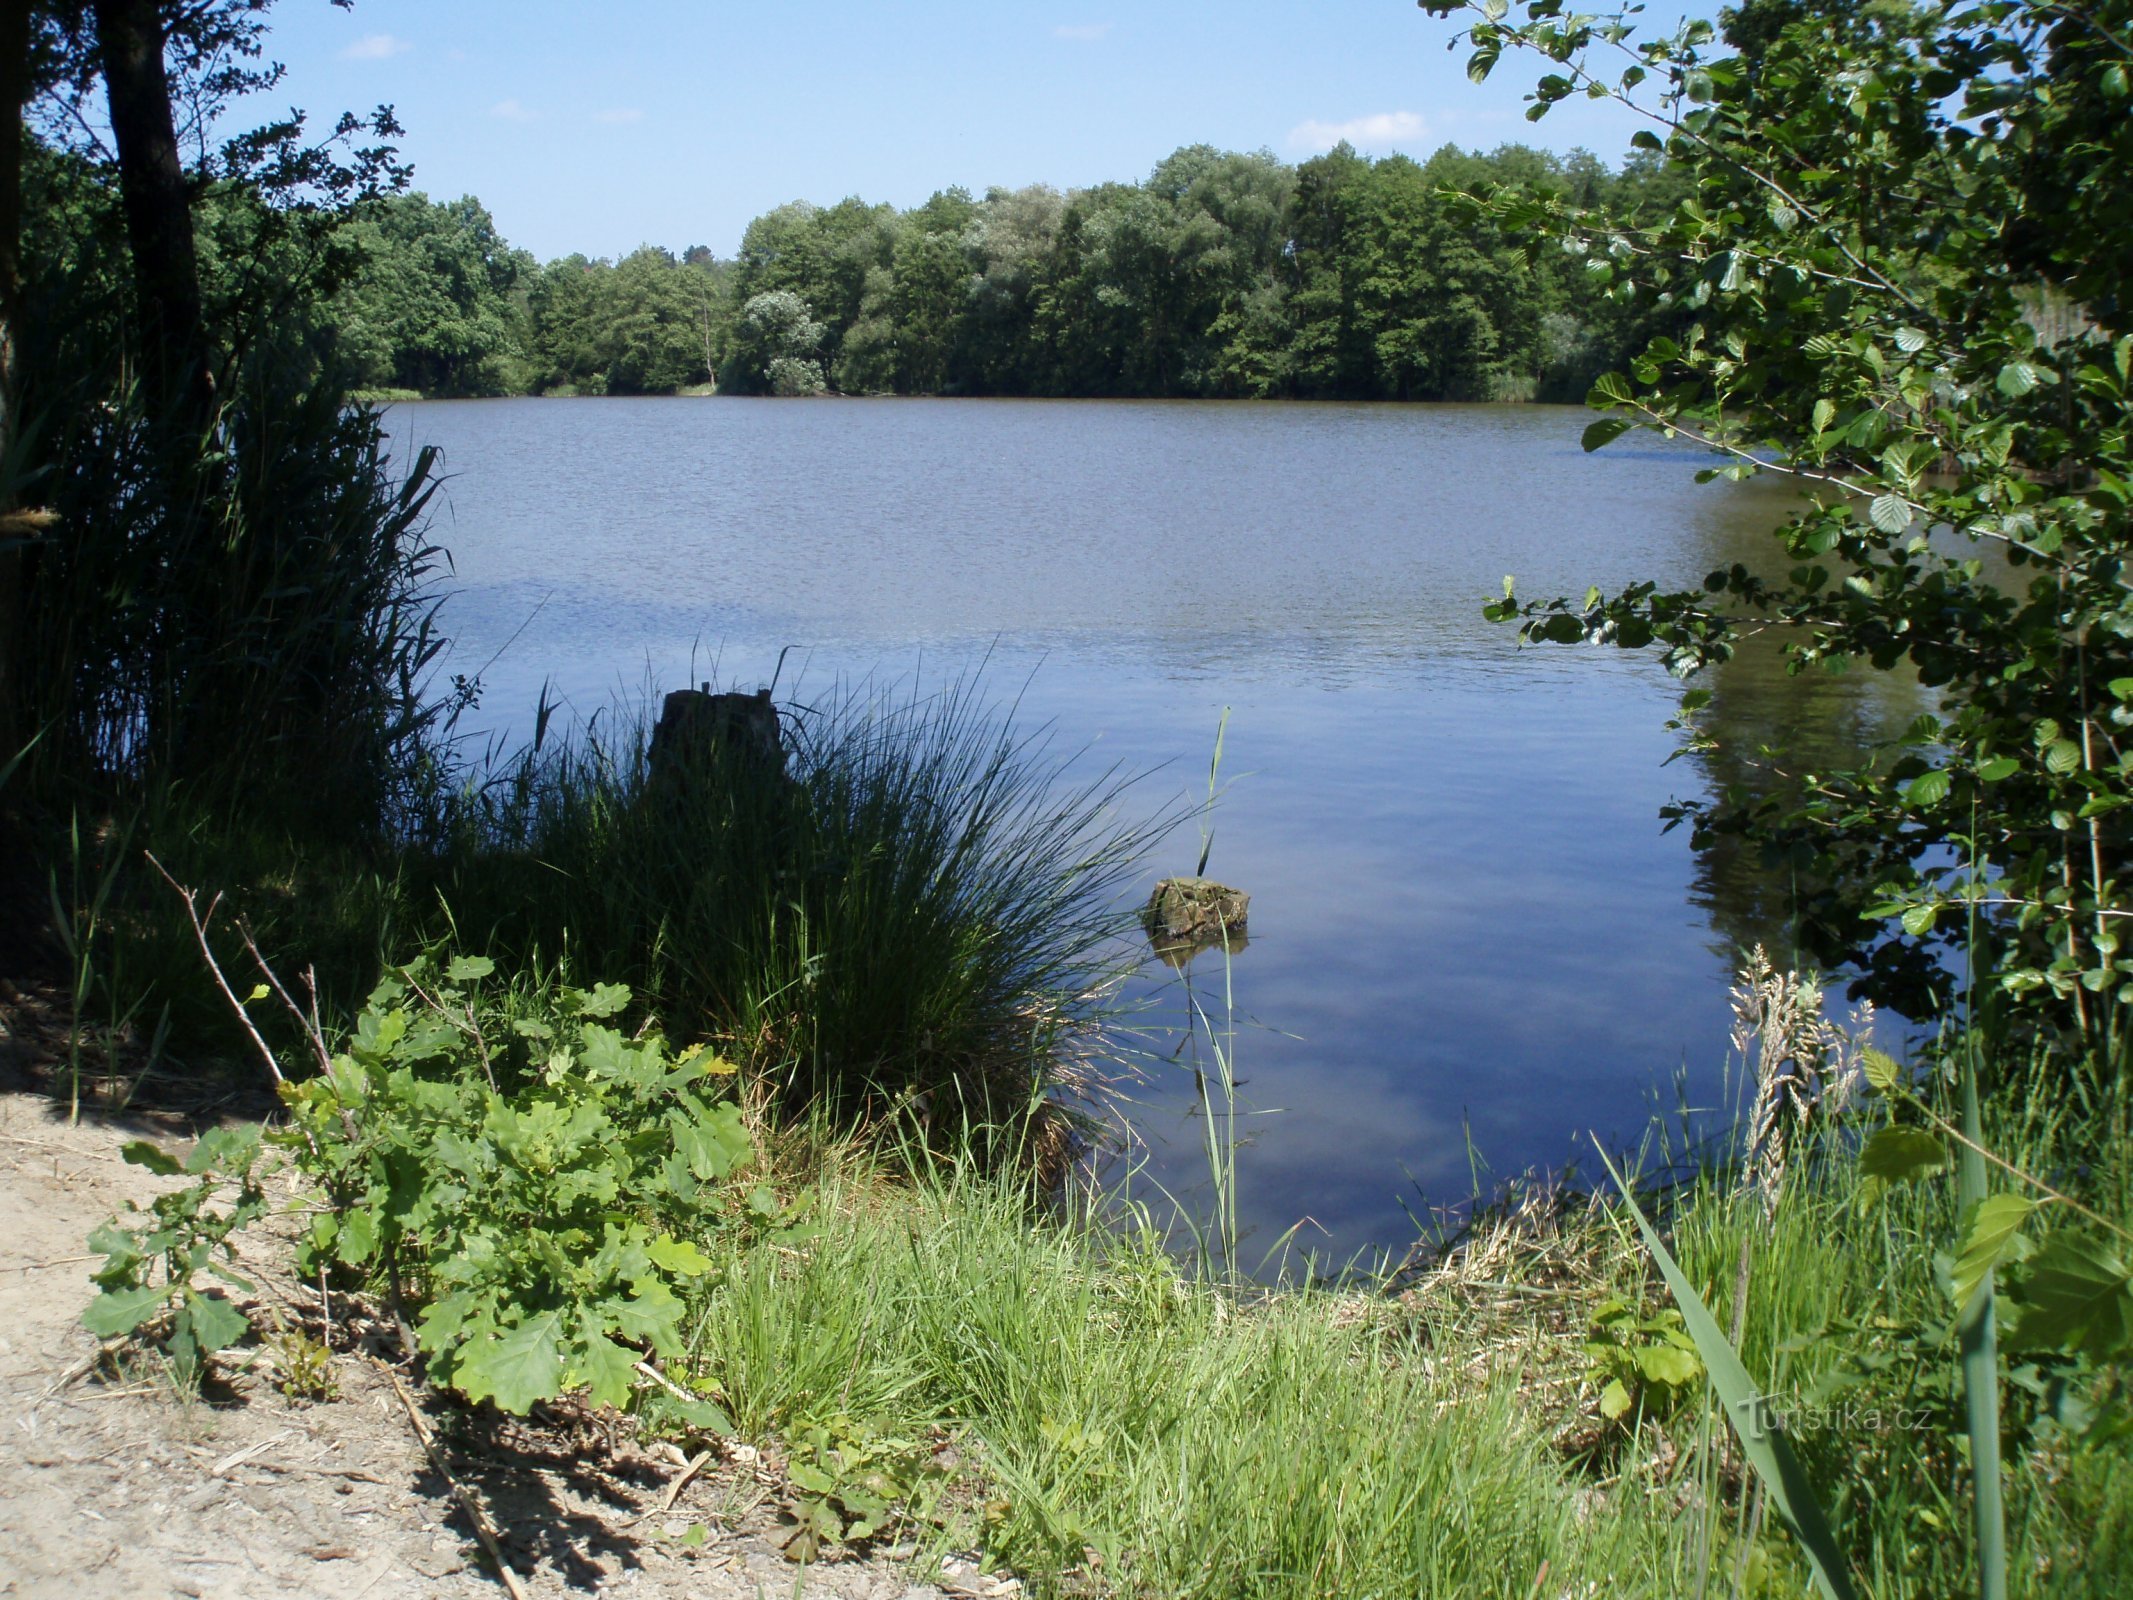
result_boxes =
[1142,876,1249,952]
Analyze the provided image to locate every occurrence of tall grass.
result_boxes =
[684,1162,1613,1597]
[654,1042,2130,1598]
[5,283,457,1085]
[424,676,1173,1151]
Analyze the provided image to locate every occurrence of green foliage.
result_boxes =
[1859,1054,2133,1386]
[1431,0,2133,1045]
[724,289,826,395]
[262,1312,339,1403]
[83,1126,266,1386]
[269,141,1684,400]
[1584,1293,1704,1421]
[12,134,455,840]
[778,1411,951,1562]
[1596,1144,1861,1600]
[524,246,721,395]
[334,193,535,396]
[276,955,754,1417]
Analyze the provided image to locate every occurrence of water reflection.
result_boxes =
[384,396,1913,1266]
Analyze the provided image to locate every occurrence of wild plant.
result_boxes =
[275,952,752,1418]
[433,674,1168,1155]
[82,1125,266,1390]
[1598,975,2133,1600]
[1731,945,1871,1219]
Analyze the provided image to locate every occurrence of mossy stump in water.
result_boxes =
[1142,876,1249,947]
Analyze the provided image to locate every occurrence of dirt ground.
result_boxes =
[0,1070,1009,1600]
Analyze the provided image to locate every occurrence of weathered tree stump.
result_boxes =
[1142,876,1249,948]
[644,685,789,802]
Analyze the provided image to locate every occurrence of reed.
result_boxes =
[424,674,1174,1151]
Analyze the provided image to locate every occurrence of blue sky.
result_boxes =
[250,1,1688,261]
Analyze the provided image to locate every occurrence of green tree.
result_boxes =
[337,193,531,395]
[603,245,708,393]
[1434,0,2133,1051]
[885,217,970,394]
[960,184,1064,393]
[727,289,825,396]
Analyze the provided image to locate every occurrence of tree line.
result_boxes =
[323,141,1689,403]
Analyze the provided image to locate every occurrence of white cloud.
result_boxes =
[490,98,538,122]
[340,33,410,62]
[1286,110,1431,155]
[592,107,644,124]
[1052,23,1113,41]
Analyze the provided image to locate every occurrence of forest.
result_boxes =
[255,141,1683,403]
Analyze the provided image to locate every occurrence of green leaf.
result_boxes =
[1634,1342,1702,1387]
[1861,1048,1905,1095]
[336,1206,379,1266]
[1977,756,2019,782]
[1950,1194,2040,1310]
[83,1284,169,1338]
[1869,494,1913,534]
[189,1124,260,1175]
[2012,1233,2133,1359]
[1599,1376,1633,1420]
[1582,416,1633,452]
[1859,1126,1947,1183]
[645,1234,714,1276]
[2044,739,2083,776]
[120,1140,182,1176]
[578,982,632,1019]
[1594,1145,1858,1600]
[668,1396,734,1435]
[466,1312,565,1414]
[1811,398,1835,434]
[445,955,495,983]
[179,1291,251,1354]
[1996,361,2042,397]
[573,1318,642,1410]
[1902,769,1951,805]
[1901,902,1940,937]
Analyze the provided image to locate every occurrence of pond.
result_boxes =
[387,395,1914,1269]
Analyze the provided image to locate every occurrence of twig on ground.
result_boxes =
[39,1347,104,1399]
[4,1253,97,1272]
[384,1365,531,1600]
[623,1448,714,1527]
[213,1430,294,1476]
[633,1358,721,1412]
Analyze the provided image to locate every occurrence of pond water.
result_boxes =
[386,396,1914,1269]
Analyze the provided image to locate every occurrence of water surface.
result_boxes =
[390,396,1911,1266]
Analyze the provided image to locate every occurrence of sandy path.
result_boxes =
[0,1090,993,1600]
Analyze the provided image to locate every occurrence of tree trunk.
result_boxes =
[90,0,215,441]
[0,0,30,765]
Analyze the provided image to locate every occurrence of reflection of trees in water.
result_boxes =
[1681,631,1926,968]
[1666,479,1930,977]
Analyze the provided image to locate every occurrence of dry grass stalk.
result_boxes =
[1731,945,1873,1220]
[1389,1179,1633,1433]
